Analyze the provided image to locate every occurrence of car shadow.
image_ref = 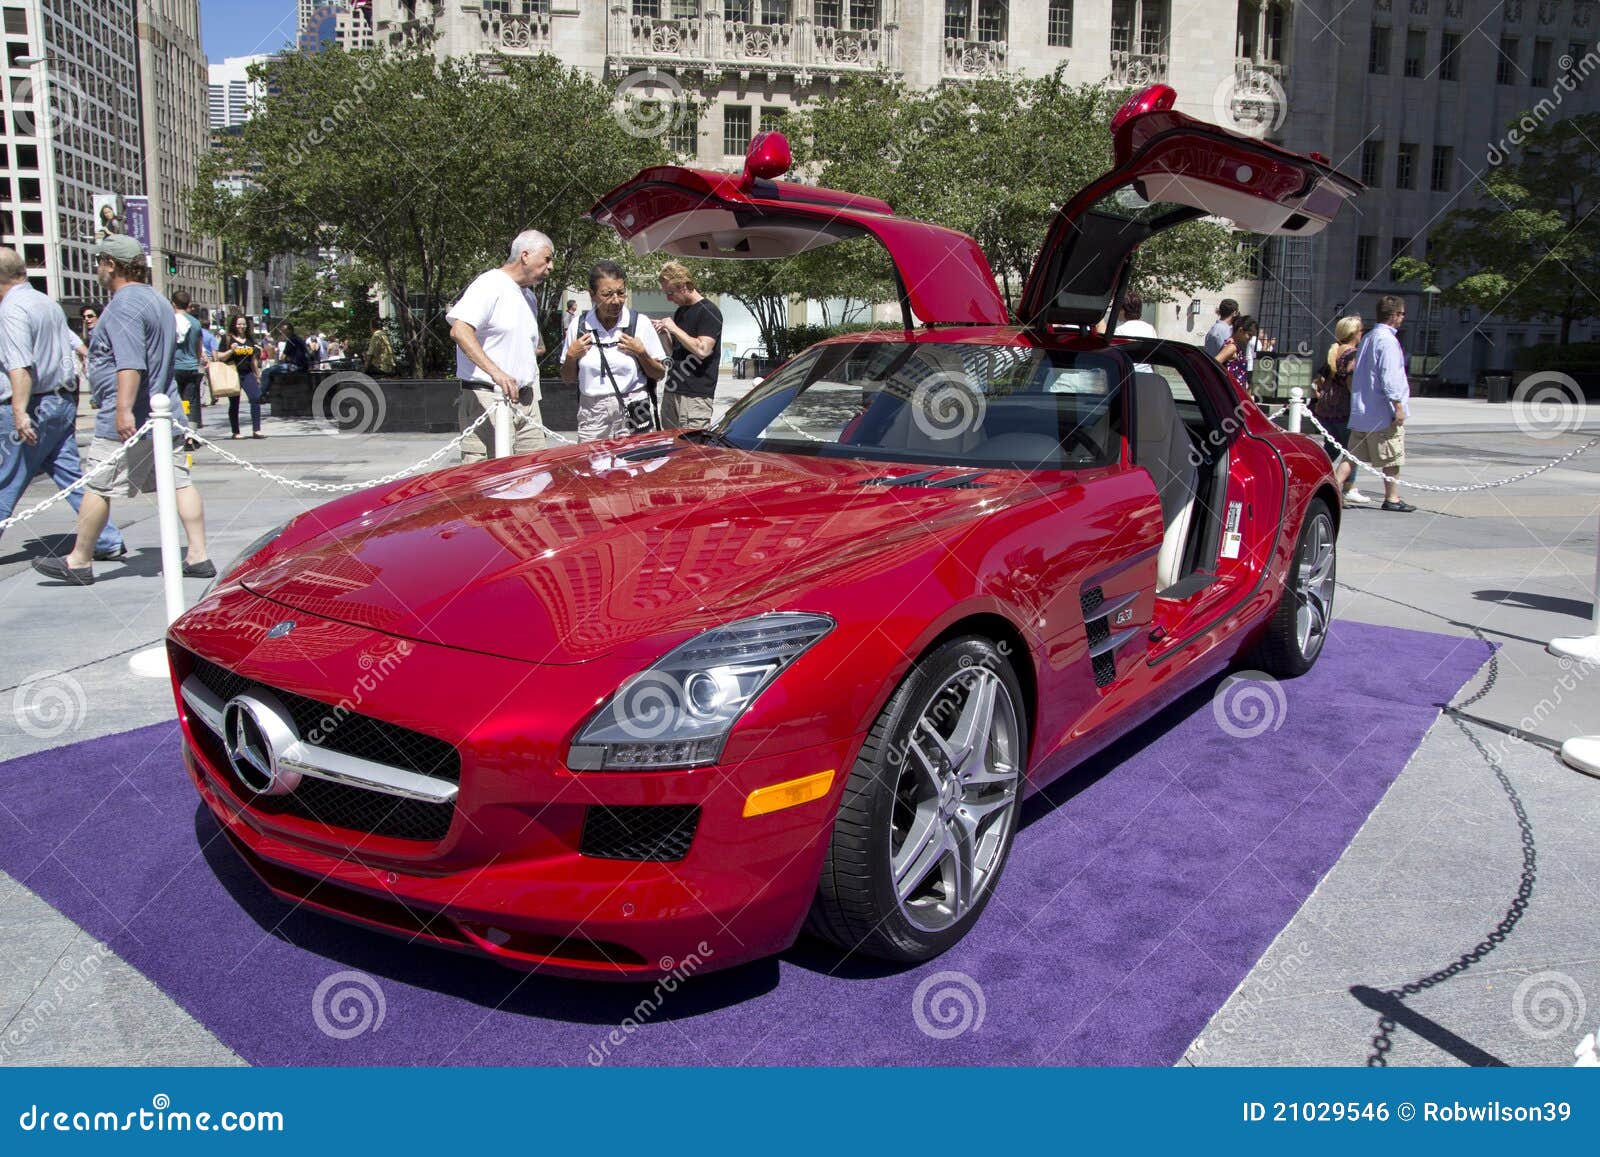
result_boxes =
[195,805,782,1023]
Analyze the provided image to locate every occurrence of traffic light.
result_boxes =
[167,258,178,276]
[262,303,270,317]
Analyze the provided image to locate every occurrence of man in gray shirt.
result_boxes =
[0,247,125,560]
[1203,298,1239,359]
[33,234,211,585]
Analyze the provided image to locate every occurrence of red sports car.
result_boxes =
[168,87,1359,979]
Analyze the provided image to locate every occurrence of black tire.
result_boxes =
[1251,498,1337,677]
[806,636,1029,963]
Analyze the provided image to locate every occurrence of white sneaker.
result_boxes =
[1343,487,1373,506]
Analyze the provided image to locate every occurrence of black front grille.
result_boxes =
[251,776,455,842]
[186,653,459,783]
[581,805,700,862]
[181,649,458,843]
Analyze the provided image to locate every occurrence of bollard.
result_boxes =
[1548,510,1600,776]
[128,395,185,679]
[1285,387,1304,434]
[493,391,513,459]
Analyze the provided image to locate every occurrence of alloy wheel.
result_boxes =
[889,665,1022,934]
[1295,510,1337,660]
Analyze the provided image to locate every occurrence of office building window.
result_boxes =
[1048,0,1072,46]
[1404,29,1425,77]
[1355,235,1377,281]
[1390,235,1412,270]
[1361,139,1383,187]
[633,0,661,16]
[1439,30,1460,80]
[1395,142,1417,189]
[815,0,840,25]
[974,0,1007,42]
[848,0,877,28]
[1430,146,1452,191]
[1531,39,1551,87]
[1497,36,1519,84]
[723,105,751,155]
[1369,25,1390,74]
[945,0,968,38]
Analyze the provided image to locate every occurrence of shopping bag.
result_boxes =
[207,361,241,399]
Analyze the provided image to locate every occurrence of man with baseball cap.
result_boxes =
[32,234,212,585]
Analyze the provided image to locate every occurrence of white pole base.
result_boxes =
[1561,735,1600,778]
[128,646,170,679]
[1548,634,1600,665]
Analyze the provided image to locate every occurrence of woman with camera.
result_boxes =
[561,261,666,442]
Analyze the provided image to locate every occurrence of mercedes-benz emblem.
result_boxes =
[221,695,301,797]
[266,619,296,639]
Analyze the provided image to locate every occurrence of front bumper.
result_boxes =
[169,587,858,979]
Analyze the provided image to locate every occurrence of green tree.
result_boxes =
[1393,112,1600,344]
[282,261,381,349]
[194,48,668,374]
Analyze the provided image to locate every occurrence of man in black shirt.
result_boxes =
[654,261,722,430]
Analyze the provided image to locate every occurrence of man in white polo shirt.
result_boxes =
[561,260,666,442]
[447,229,553,463]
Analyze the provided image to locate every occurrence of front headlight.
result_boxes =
[568,612,834,771]
[202,520,289,598]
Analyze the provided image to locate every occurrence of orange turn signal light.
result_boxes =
[742,769,835,818]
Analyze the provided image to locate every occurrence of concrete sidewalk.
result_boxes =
[1,399,1597,1066]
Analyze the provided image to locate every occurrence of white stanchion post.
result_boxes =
[1286,387,1304,434]
[129,394,185,679]
[1549,510,1600,777]
[492,392,512,459]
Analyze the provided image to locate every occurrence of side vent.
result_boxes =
[1079,585,1139,689]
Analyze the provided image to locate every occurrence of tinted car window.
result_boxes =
[718,341,1125,470]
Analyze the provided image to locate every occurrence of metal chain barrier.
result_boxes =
[1301,409,1600,493]
[0,419,154,531]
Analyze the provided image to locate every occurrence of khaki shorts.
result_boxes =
[661,391,714,430]
[458,385,545,464]
[1349,423,1405,469]
[84,434,191,498]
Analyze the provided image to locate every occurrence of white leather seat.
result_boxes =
[1133,371,1200,590]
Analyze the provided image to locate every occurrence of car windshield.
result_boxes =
[713,340,1126,470]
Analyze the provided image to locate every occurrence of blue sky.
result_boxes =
[200,0,298,64]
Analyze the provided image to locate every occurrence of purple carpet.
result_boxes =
[0,620,1489,1066]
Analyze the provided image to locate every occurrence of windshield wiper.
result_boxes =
[680,428,737,448]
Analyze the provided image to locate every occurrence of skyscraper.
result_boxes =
[136,0,217,302]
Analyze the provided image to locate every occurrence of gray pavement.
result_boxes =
[1,388,1597,1066]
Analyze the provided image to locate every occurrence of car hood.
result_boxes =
[241,441,1025,665]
